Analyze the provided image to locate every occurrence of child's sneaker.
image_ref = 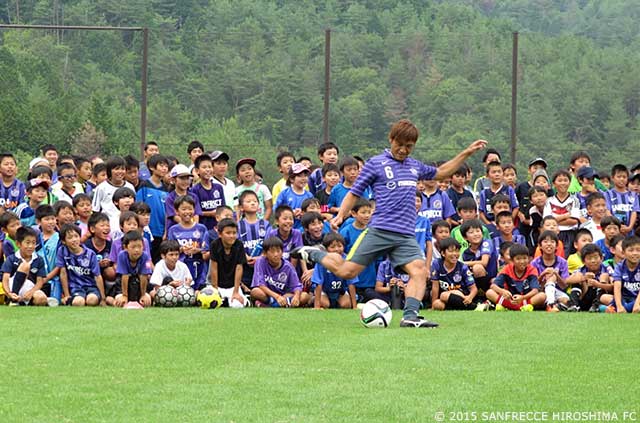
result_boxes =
[588,302,600,313]
[474,302,489,312]
[495,304,507,312]
[567,304,580,312]
[546,304,559,313]
[520,304,534,312]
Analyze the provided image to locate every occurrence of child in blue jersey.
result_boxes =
[493,211,525,253]
[479,161,519,225]
[73,194,92,240]
[264,205,303,266]
[273,163,313,231]
[329,157,367,214]
[604,235,625,269]
[315,163,341,220]
[15,178,49,227]
[530,231,570,312]
[486,243,545,311]
[595,216,621,262]
[0,153,26,212]
[192,154,226,230]
[485,195,513,238]
[460,219,498,292]
[112,231,153,307]
[1,227,48,305]
[414,190,433,265]
[57,224,105,306]
[35,205,61,301]
[606,164,639,235]
[167,195,208,290]
[251,236,309,307]
[311,233,357,309]
[85,212,115,282]
[203,205,234,255]
[430,237,478,310]
[1,211,21,259]
[609,236,640,313]
[308,142,339,196]
[340,198,376,301]
[566,243,614,312]
[418,171,456,225]
[237,191,270,291]
[135,154,170,259]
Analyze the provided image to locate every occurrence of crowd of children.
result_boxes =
[1,138,639,314]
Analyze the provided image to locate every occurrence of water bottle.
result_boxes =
[251,239,264,257]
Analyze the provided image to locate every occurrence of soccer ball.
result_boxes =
[155,285,178,307]
[176,285,196,307]
[360,299,393,328]
[196,285,223,309]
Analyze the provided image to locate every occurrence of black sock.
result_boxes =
[12,271,27,295]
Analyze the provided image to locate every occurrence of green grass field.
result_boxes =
[1,308,637,422]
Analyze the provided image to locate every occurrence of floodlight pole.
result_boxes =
[0,24,148,160]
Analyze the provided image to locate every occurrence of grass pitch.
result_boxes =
[0,308,637,422]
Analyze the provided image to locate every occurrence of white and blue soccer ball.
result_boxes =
[360,299,393,328]
[155,285,178,307]
[176,285,196,307]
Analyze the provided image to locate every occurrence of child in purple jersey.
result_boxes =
[418,174,456,225]
[251,236,309,307]
[606,164,639,235]
[307,142,339,196]
[566,243,614,312]
[273,163,314,231]
[595,216,621,262]
[492,211,526,254]
[530,231,570,312]
[0,153,26,212]
[609,236,640,313]
[167,195,208,290]
[264,205,302,267]
[460,219,498,292]
[165,164,202,233]
[430,238,478,311]
[293,119,487,327]
[192,154,226,230]
[111,231,153,307]
[57,224,105,306]
[237,191,270,289]
[85,212,115,282]
[109,212,152,264]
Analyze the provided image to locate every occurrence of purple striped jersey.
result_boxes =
[350,149,437,236]
[605,189,639,226]
[418,189,455,223]
[0,178,26,210]
[264,227,303,261]
[238,219,270,255]
[478,184,519,221]
[191,182,226,231]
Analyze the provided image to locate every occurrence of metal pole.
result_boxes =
[141,27,149,160]
[323,28,331,144]
[511,31,518,165]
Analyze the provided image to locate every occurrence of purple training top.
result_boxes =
[350,149,437,236]
[56,245,101,291]
[251,256,302,295]
[191,182,226,231]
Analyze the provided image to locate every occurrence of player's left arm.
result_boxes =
[434,140,488,180]
[465,284,478,304]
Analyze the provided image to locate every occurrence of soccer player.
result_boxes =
[292,119,486,328]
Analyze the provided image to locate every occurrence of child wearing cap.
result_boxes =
[210,151,237,208]
[273,163,314,231]
[515,157,547,214]
[14,178,50,227]
[235,158,272,221]
[165,164,202,233]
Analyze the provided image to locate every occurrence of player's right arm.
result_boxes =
[435,140,488,180]
[59,267,71,303]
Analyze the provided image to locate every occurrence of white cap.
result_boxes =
[169,164,191,178]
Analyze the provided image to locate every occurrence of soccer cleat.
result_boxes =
[520,304,534,312]
[546,304,560,313]
[290,245,325,265]
[556,302,569,312]
[495,304,507,312]
[589,302,601,313]
[567,304,580,312]
[399,316,439,328]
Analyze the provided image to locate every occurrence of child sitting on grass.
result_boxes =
[311,233,357,309]
[1,227,48,306]
[250,236,309,308]
[566,243,614,312]
[530,231,570,312]
[150,240,193,297]
[430,237,478,311]
[111,231,153,307]
[486,243,546,311]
